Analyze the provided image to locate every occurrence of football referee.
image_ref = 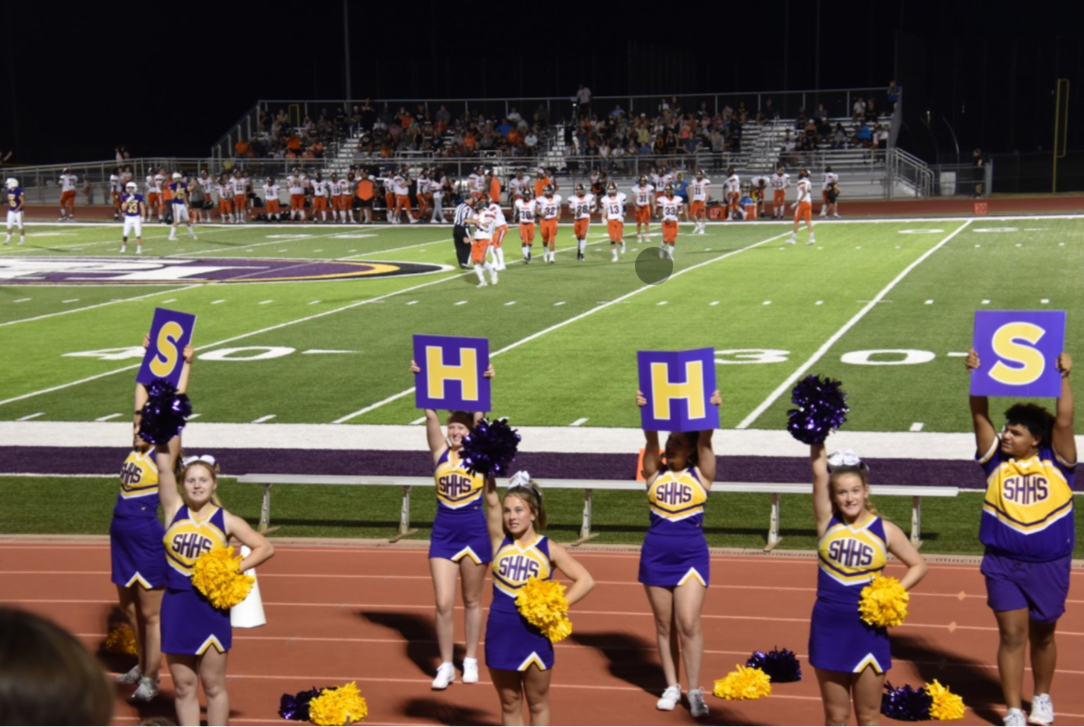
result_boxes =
[452,194,475,269]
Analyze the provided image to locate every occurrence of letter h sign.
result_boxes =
[638,348,718,432]
[414,334,491,411]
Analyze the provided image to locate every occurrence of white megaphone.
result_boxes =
[231,545,266,628]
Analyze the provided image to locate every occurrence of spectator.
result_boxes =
[359,99,376,130]
[721,104,733,125]
[763,98,778,120]
[864,99,878,123]
[817,116,832,143]
[0,607,114,725]
[856,122,872,146]
[831,123,847,149]
[533,103,549,126]
[795,107,807,131]
[524,128,539,151]
[728,121,742,153]
[575,84,592,118]
[852,96,866,121]
[972,148,985,197]
[814,103,828,121]
[610,103,626,118]
[710,126,725,154]
[887,80,900,110]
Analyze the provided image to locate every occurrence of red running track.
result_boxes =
[1,538,1083,726]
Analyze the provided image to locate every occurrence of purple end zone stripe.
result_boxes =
[2,258,446,285]
[0,447,1025,491]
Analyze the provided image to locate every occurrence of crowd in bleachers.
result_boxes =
[229,84,897,167]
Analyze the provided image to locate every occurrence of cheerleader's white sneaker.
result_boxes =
[131,677,159,702]
[462,658,479,684]
[1029,694,1054,725]
[688,688,709,718]
[656,684,681,711]
[116,665,142,684]
[1005,707,1027,726]
[431,662,455,690]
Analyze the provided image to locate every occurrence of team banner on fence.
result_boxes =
[971,310,1066,398]
[413,334,491,411]
[637,348,718,432]
[137,308,197,386]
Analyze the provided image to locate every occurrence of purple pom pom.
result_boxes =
[138,378,192,444]
[881,682,933,721]
[461,418,521,477]
[786,374,849,445]
[278,687,322,720]
[746,647,802,682]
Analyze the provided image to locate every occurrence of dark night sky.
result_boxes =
[1,0,1080,165]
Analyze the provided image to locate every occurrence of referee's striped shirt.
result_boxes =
[453,202,472,228]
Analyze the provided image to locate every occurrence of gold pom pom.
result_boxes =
[713,664,772,700]
[858,575,909,628]
[925,679,966,720]
[192,546,254,610]
[309,681,369,725]
[515,577,573,644]
[104,624,138,656]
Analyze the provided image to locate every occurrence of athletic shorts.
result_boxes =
[981,551,1071,623]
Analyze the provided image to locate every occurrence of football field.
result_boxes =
[2,215,1082,434]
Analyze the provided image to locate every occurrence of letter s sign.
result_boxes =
[971,310,1065,398]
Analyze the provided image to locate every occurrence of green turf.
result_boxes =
[4,218,1081,430]
[3,216,1082,553]
[5,476,1082,557]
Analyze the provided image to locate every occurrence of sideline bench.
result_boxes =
[235,474,958,551]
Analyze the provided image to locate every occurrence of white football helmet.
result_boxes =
[4,178,17,190]
[172,172,182,180]
[126,182,137,192]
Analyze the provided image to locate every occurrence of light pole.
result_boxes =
[343,0,352,103]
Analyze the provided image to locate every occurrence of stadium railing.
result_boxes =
[234,473,959,550]
[926,160,994,199]
[8,146,937,207]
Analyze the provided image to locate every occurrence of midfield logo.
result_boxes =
[0,257,450,284]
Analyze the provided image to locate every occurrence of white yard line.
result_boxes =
[332,230,789,423]
[0,285,203,328]
[736,220,973,430]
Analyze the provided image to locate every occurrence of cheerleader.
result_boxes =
[410,360,496,689]
[154,449,274,726]
[110,341,193,702]
[808,443,926,726]
[483,472,594,725]
[965,350,1075,726]
[636,389,721,719]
